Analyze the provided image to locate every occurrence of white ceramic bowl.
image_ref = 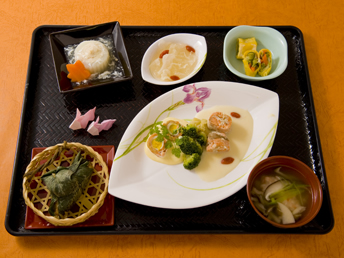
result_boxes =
[141,33,207,85]
[223,25,288,81]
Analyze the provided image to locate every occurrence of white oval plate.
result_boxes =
[141,33,207,85]
[108,81,279,209]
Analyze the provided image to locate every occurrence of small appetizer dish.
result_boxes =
[49,21,133,93]
[141,33,207,85]
[223,25,288,81]
[246,156,323,228]
[22,141,109,226]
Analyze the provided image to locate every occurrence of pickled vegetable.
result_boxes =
[258,49,272,76]
[242,50,261,77]
[236,37,258,59]
[149,42,197,82]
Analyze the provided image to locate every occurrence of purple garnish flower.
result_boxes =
[183,84,211,112]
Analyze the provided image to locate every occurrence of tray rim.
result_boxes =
[5,25,334,236]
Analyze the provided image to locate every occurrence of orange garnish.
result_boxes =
[170,75,180,80]
[159,50,169,58]
[262,52,268,66]
[66,60,91,82]
[186,45,196,53]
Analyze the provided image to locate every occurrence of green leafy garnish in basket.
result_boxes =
[41,151,93,218]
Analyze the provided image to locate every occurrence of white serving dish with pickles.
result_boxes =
[141,33,207,85]
[223,25,288,81]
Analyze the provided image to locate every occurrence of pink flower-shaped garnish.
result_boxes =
[87,116,116,136]
[183,84,211,112]
[69,107,96,130]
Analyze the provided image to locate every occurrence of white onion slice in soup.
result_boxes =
[264,179,290,201]
[292,206,306,215]
[277,202,295,224]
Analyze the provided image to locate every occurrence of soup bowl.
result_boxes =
[246,156,323,228]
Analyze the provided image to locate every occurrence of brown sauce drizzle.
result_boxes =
[221,157,234,164]
[186,45,196,53]
[231,112,241,118]
[159,50,169,58]
[170,75,180,81]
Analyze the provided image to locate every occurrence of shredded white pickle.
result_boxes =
[149,42,197,81]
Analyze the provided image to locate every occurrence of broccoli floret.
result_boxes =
[182,124,199,138]
[182,124,207,146]
[196,131,207,146]
[176,136,203,156]
[183,153,202,170]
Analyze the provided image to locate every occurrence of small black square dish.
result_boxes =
[49,21,133,93]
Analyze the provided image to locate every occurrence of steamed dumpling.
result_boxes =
[74,41,110,74]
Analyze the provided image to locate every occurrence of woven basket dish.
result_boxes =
[22,142,109,226]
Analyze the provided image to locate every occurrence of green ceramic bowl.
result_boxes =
[223,25,288,81]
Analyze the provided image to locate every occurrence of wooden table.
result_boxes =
[1,0,343,257]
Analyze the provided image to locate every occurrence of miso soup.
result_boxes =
[250,166,312,225]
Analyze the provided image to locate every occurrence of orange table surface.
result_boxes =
[1,0,344,257]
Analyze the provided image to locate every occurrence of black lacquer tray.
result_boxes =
[5,25,334,236]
